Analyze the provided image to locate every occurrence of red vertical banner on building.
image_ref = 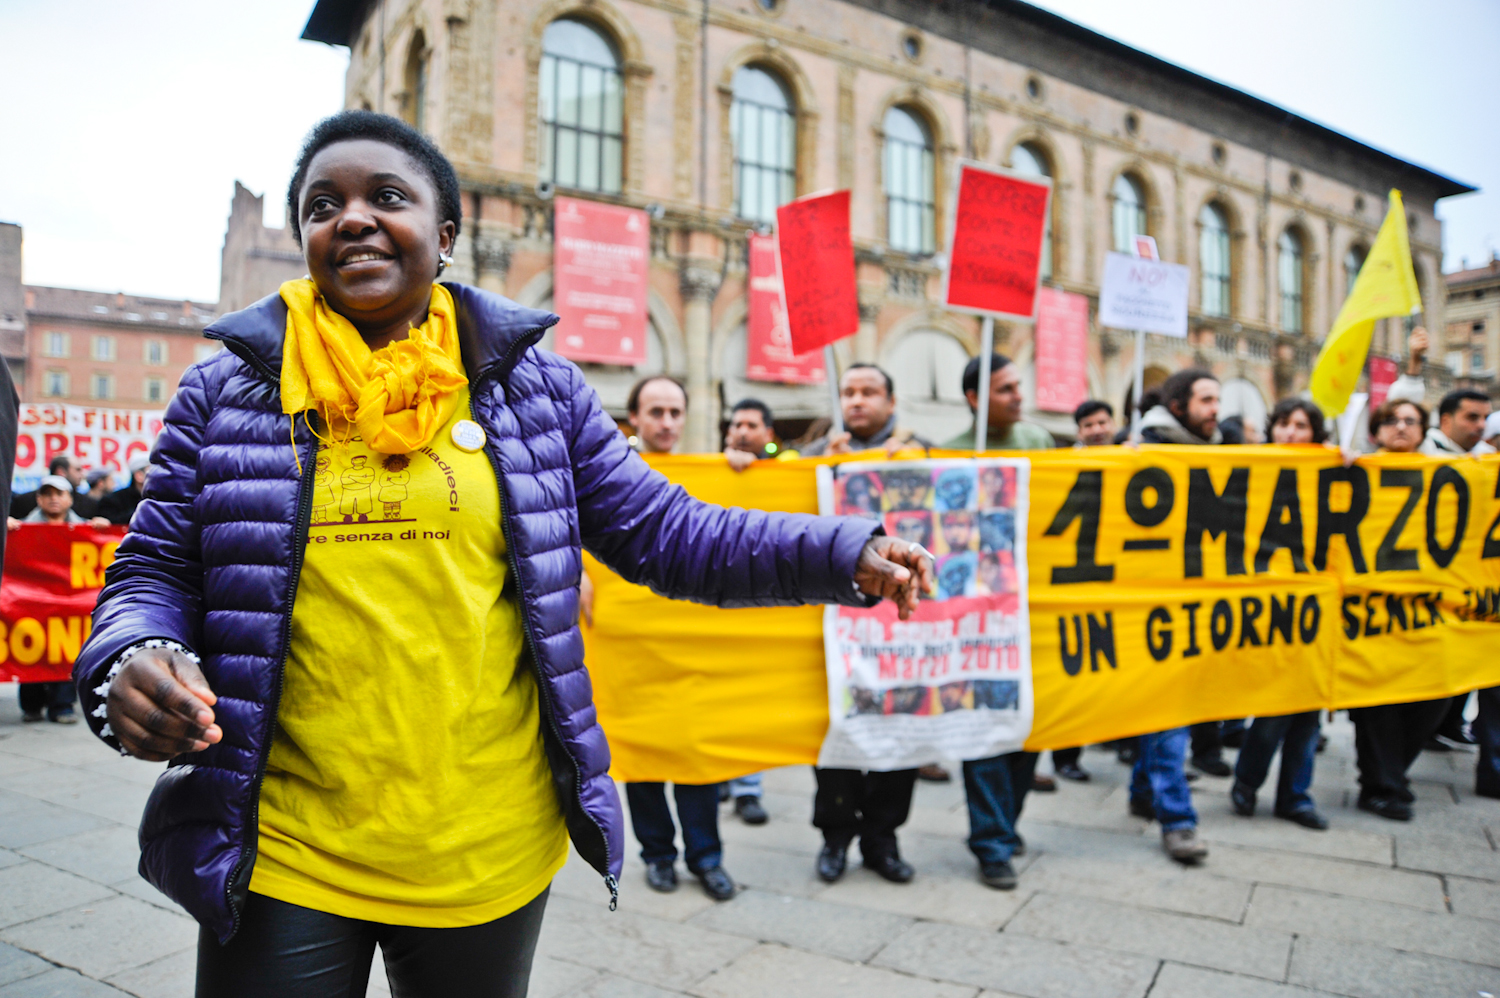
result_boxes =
[942,162,1051,319]
[552,197,651,366]
[746,234,826,384]
[776,191,859,355]
[1033,287,1090,413]
[1367,355,1399,409]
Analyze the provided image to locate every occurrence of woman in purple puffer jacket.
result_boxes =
[72,111,931,998]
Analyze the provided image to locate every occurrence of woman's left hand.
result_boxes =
[854,536,936,620]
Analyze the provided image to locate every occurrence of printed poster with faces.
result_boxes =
[816,458,1033,770]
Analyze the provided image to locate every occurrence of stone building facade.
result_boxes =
[219,182,308,316]
[1443,257,1500,396]
[301,0,1471,448]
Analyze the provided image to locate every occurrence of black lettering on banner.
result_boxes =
[1424,592,1446,625]
[1185,467,1249,578]
[1059,616,1083,676]
[1364,592,1380,637]
[1268,593,1295,645]
[1254,469,1308,572]
[1315,466,1370,572]
[1425,467,1469,569]
[1385,593,1408,632]
[1412,592,1428,629]
[1298,595,1321,644]
[1146,606,1173,661]
[1087,613,1116,671]
[1483,470,1500,559]
[1375,469,1423,572]
[1210,598,1234,651]
[1045,471,1116,584]
[1238,596,1264,647]
[1122,468,1173,551]
[1341,595,1360,639]
[1181,601,1202,657]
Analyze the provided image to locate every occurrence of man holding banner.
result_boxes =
[941,354,1053,452]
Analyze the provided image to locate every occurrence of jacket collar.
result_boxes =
[1139,404,1223,445]
[203,282,560,386]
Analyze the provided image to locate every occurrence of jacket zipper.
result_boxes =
[471,344,618,912]
[223,410,318,938]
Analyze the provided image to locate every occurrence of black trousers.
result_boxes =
[1051,747,1081,769]
[1475,686,1500,797]
[1190,721,1222,761]
[1349,698,1451,800]
[18,682,75,714]
[813,767,916,859]
[1435,693,1471,740]
[196,888,549,998]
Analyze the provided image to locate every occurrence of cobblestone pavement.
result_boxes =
[2,684,1498,998]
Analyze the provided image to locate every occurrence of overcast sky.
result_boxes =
[1,0,1495,304]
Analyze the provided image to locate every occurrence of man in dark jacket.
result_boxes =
[97,454,148,525]
[798,365,930,457]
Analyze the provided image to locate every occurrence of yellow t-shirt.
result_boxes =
[251,387,569,926]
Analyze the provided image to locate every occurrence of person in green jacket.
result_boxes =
[941,354,1054,451]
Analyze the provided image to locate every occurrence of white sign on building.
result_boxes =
[1099,252,1190,338]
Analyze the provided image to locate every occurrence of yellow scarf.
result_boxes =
[279,280,468,455]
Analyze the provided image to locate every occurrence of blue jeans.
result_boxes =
[1233,711,1320,815]
[728,773,762,799]
[625,782,722,872]
[1130,728,1197,832]
[1476,686,1500,797]
[962,751,1037,865]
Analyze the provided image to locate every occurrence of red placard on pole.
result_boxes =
[941,161,1052,320]
[746,234,826,384]
[552,196,651,366]
[1033,287,1090,413]
[775,191,858,355]
[1367,355,1399,409]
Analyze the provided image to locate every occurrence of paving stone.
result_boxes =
[105,878,188,918]
[1195,808,1394,865]
[0,792,111,850]
[872,920,1156,998]
[18,827,141,888]
[0,864,114,930]
[1002,822,1152,868]
[714,813,822,858]
[1018,853,1251,921]
[76,758,164,791]
[27,785,150,830]
[101,947,195,998]
[1149,962,1344,997]
[716,843,828,899]
[1205,843,1447,912]
[0,733,116,768]
[895,828,1039,882]
[1244,883,1500,968]
[816,868,1031,930]
[538,896,756,990]
[0,896,196,981]
[0,968,132,997]
[0,943,50,988]
[753,767,816,797]
[693,943,976,998]
[898,800,970,839]
[1288,934,1500,998]
[686,889,913,962]
[575,975,691,997]
[1446,875,1500,921]
[1005,892,1292,980]
[0,852,23,872]
[526,954,600,998]
[1021,785,1153,835]
[1394,827,1500,881]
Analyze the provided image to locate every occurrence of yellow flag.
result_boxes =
[1309,190,1422,416]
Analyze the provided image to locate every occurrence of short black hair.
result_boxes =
[47,455,72,474]
[285,110,462,247]
[843,363,894,397]
[1159,367,1218,418]
[626,375,687,414]
[1266,397,1328,444]
[730,398,773,426]
[1438,388,1490,419]
[1073,400,1113,424]
[961,354,1014,396]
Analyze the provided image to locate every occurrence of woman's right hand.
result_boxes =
[106,647,222,761]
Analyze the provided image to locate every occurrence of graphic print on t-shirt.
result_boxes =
[309,438,471,540]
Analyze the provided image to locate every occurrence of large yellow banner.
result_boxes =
[583,448,1500,782]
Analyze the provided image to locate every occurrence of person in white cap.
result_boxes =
[99,454,150,525]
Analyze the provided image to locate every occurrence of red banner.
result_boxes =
[776,191,858,355]
[746,234,826,384]
[943,162,1051,319]
[1033,287,1090,413]
[552,197,650,366]
[1368,355,1399,409]
[0,524,125,683]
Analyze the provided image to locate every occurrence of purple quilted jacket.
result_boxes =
[73,283,879,943]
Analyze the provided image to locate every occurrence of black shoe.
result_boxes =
[1315,733,1328,754]
[863,852,914,883]
[1229,781,1256,817]
[1395,785,1416,804]
[1423,736,1452,753]
[21,709,43,723]
[718,784,730,802]
[1056,762,1090,782]
[1183,769,1201,783]
[1357,795,1412,821]
[734,796,768,825]
[1031,774,1057,793]
[47,706,78,725]
[979,860,1017,890]
[645,861,678,892]
[694,864,736,901]
[1476,785,1500,800]
[1012,835,1026,858]
[1192,756,1232,778]
[1128,797,1155,820]
[816,842,848,883]
[1276,807,1329,830]
[1116,745,1138,764]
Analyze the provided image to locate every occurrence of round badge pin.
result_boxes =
[451,419,487,452]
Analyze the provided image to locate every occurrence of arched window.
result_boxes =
[1344,246,1366,298]
[403,32,428,132]
[1111,173,1147,254]
[539,19,624,194]
[731,66,796,223]
[1010,142,1052,279]
[1199,202,1230,317]
[884,107,934,254]
[1278,229,1305,333]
